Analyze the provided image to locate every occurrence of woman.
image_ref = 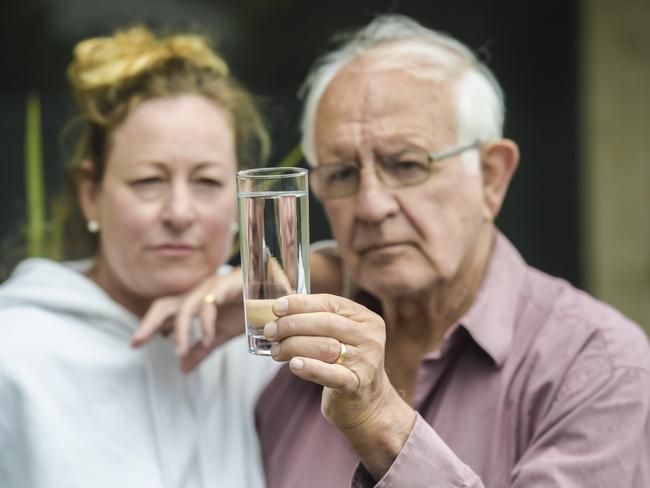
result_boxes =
[0,26,276,488]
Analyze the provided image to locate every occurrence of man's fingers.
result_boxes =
[264,311,369,346]
[288,357,360,394]
[271,335,346,364]
[272,293,372,321]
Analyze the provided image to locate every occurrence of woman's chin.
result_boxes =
[147,272,212,298]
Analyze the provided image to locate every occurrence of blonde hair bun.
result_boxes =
[68,26,229,101]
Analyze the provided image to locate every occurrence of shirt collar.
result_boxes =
[454,231,527,367]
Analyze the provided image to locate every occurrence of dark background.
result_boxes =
[0,0,580,285]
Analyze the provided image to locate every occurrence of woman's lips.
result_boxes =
[150,244,197,256]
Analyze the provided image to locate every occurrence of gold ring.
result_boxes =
[203,293,216,305]
[335,342,347,365]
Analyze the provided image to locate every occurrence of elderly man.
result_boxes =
[254,14,650,488]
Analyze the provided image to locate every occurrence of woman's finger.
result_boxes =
[199,300,218,346]
[134,269,244,357]
[176,287,210,355]
[132,298,177,347]
[211,267,244,306]
[180,342,213,373]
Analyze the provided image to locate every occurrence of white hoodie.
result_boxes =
[0,258,280,488]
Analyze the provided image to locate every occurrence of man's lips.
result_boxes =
[356,242,409,255]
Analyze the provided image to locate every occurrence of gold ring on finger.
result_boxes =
[335,342,347,365]
[203,292,217,305]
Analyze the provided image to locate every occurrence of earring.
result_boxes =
[87,219,100,233]
[230,222,239,234]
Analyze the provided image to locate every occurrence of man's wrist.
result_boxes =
[339,386,416,482]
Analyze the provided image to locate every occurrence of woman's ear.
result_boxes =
[78,159,101,224]
[480,139,520,220]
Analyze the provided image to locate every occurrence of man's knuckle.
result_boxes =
[327,338,341,358]
[280,317,296,337]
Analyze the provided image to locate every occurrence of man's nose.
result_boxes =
[161,182,197,231]
[353,167,399,223]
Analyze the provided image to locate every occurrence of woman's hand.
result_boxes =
[263,293,415,479]
[131,268,244,373]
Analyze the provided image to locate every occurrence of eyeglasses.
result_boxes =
[310,140,481,199]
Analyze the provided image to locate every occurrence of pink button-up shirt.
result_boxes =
[255,233,650,487]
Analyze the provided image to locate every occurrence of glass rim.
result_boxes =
[236,166,308,180]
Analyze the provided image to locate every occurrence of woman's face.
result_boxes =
[81,95,238,314]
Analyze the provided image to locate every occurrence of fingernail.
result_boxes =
[273,298,288,315]
[290,357,304,370]
[265,321,277,339]
[270,343,280,359]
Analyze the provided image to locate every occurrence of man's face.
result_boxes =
[314,65,490,299]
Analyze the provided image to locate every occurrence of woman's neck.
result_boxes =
[86,258,151,318]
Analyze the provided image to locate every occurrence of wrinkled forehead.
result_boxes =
[347,40,467,84]
[316,41,464,124]
[315,59,458,151]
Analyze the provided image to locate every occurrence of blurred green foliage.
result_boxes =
[24,94,46,257]
[25,94,63,261]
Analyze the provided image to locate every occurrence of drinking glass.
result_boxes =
[237,167,310,355]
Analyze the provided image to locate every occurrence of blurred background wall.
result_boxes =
[582,0,649,333]
[0,0,647,332]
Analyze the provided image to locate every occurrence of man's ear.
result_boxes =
[77,159,101,224]
[480,139,519,220]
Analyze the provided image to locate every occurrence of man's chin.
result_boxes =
[358,272,421,298]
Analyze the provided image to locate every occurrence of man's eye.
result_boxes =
[393,160,425,170]
[385,160,429,177]
[326,166,357,184]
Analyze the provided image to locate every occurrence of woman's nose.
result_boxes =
[161,183,197,231]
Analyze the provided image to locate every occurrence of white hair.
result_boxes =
[300,14,505,171]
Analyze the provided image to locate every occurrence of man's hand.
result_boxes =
[264,293,416,480]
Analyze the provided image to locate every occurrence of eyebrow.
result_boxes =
[133,159,229,170]
[192,161,227,170]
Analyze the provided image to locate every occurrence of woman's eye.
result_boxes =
[196,177,223,187]
[132,177,163,186]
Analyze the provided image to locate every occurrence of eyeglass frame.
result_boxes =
[309,139,482,199]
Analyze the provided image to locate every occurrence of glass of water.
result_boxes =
[236,167,310,355]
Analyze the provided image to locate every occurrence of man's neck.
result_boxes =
[381,226,496,354]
